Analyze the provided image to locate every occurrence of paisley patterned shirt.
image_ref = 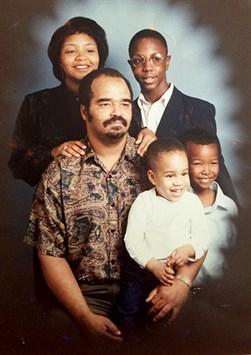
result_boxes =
[24,135,145,284]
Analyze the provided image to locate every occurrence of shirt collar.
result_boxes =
[138,83,174,108]
[82,135,140,165]
[209,181,229,211]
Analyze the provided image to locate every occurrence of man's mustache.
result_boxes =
[103,116,128,128]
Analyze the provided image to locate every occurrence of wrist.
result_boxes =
[175,275,192,289]
[146,257,159,273]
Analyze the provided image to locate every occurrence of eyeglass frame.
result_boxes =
[128,52,167,68]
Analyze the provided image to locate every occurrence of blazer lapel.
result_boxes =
[156,86,184,138]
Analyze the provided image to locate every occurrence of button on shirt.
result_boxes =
[24,136,145,284]
[137,83,174,133]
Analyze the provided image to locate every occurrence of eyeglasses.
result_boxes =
[128,53,165,68]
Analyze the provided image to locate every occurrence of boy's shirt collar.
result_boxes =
[138,82,174,108]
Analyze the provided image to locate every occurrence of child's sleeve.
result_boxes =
[124,192,154,268]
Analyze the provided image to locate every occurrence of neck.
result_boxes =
[64,78,79,96]
[194,187,216,208]
[88,133,128,171]
[142,82,170,104]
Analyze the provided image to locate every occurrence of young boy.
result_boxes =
[118,138,210,328]
[182,128,238,285]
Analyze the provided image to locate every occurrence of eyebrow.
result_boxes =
[62,42,96,47]
[96,98,132,104]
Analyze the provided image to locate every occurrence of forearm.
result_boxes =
[175,253,207,286]
[38,253,92,324]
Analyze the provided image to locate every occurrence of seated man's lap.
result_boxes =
[79,282,121,319]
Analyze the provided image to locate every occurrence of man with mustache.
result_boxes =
[24,68,206,345]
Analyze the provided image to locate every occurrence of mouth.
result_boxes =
[141,76,156,84]
[197,178,213,184]
[74,64,90,71]
[171,188,183,195]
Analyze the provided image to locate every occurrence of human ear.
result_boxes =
[80,104,88,122]
[165,55,171,71]
[147,169,156,186]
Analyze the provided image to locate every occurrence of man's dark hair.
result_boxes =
[48,17,109,82]
[79,68,133,109]
[180,128,218,146]
[146,137,185,171]
[128,29,168,58]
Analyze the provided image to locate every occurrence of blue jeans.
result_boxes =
[118,257,159,329]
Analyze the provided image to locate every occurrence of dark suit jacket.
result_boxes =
[130,86,238,204]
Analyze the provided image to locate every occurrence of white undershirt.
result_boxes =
[137,83,174,133]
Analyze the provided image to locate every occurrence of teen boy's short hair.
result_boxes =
[128,29,168,57]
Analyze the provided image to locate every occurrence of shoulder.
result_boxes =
[25,85,61,101]
[173,86,215,112]
[183,191,204,207]
[42,155,83,186]
[133,188,154,203]
[215,183,238,215]
[184,190,199,200]
[22,85,62,109]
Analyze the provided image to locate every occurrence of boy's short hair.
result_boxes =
[146,137,185,171]
[128,29,168,58]
[180,128,218,146]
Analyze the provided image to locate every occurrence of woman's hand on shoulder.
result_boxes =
[51,141,86,158]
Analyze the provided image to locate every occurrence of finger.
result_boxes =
[73,141,87,149]
[62,145,82,158]
[137,140,150,157]
[138,135,157,154]
[105,320,121,336]
[69,145,86,157]
[148,297,166,316]
[167,307,179,325]
[164,267,175,276]
[135,132,143,145]
[102,331,123,343]
[152,304,173,322]
[162,280,173,286]
[61,147,73,157]
[145,287,158,303]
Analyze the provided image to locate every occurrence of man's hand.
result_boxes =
[80,311,123,343]
[146,279,189,324]
[135,128,157,157]
[51,140,86,158]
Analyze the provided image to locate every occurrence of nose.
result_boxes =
[173,176,183,186]
[202,164,210,174]
[142,58,153,71]
[111,103,121,116]
[75,50,88,60]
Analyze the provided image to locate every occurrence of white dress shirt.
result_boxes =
[124,188,210,268]
[194,182,238,284]
[137,83,174,133]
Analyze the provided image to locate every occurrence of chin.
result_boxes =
[106,131,127,139]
